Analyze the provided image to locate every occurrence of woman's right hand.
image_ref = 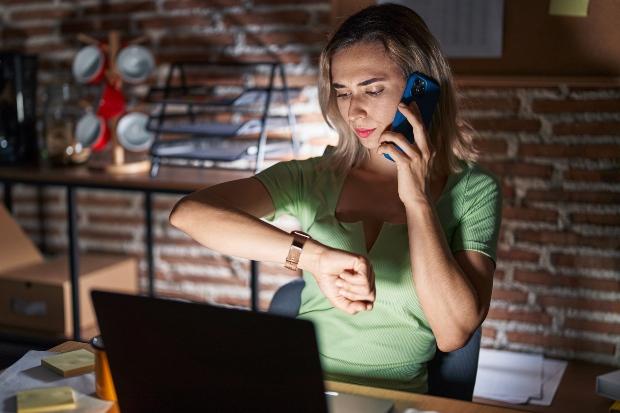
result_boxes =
[300,241,376,315]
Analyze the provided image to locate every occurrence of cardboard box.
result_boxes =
[0,205,138,339]
[0,204,43,272]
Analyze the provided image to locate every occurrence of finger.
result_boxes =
[336,281,373,297]
[397,102,431,157]
[338,271,369,286]
[379,141,409,164]
[379,131,422,160]
[339,287,375,303]
[378,131,419,160]
[341,299,368,315]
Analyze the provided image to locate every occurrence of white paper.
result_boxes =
[0,350,112,413]
[529,358,568,406]
[473,348,543,403]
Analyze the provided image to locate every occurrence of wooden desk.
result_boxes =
[51,341,523,413]
[0,164,253,340]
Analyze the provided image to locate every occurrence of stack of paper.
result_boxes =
[473,348,568,405]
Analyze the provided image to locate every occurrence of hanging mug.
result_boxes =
[72,45,106,85]
[74,113,109,152]
[116,112,155,152]
[116,45,155,84]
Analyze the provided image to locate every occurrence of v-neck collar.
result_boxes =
[328,165,459,255]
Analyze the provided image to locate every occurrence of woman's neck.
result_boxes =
[356,148,399,180]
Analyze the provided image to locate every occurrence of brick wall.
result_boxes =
[2,1,619,367]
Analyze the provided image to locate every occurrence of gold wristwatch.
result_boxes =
[284,230,310,271]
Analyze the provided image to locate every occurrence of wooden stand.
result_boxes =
[80,31,151,175]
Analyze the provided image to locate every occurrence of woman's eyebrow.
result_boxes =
[332,77,386,89]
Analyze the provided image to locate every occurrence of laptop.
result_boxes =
[91,290,394,413]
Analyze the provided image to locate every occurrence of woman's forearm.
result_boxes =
[405,201,482,352]
[169,194,323,270]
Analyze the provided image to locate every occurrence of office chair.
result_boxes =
[268,278,481,401]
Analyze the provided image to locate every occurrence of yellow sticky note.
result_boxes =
[549,0,590,17]
[610,400,620,413]
[16,386,75,413]
[41,349,95,377]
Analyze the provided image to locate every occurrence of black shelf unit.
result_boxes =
[146,61,301,177]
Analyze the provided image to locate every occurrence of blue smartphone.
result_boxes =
[384,72,440,162]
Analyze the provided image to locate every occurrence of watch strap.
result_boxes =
[284,231,310,271]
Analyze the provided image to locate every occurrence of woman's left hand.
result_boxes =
[378,102,435,208]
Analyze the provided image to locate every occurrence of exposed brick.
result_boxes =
[13,210,71,221]
[315,11,330,25]
[502,184,515,201]
[503,206,558,223]
[551,253,620,271]
[0,0,51,4]
[514,229,620,250]
[136,15,214,30]
[79,229,134,241]
[254,74,318,88]
[565,318,620,335]
[78,195,134,208]
[460,96,520,112]
[87,214,144,226]
[83,1,156,14]
[525,189,620,204]
[473,138,508,155]
[167,273,248,287]
[60,18,131,35]
[163,0,242,9]
[11,192,63,204]
[468,118,540,133]
[482,327,496,339]
[505,331,615,355]
[497,248,540,263]
[519,143,620,159]
[159,34,236,48]
[157,51,306,65]
[491,287,528,303]
[565,168,620,183]
[494,269,506,280]
[222,11,310,27]
[1,25,55,39]
[10,8,74,21]
[514,269,620,292]
[245,30,327,46]
[539,295,620,313]
[553,121,620,136]
[571,212,620,226]
[532,99,620,113]
[253,0,327,3]
[479,161,553,179]
[487,307,552,325]
[23,41,72,54]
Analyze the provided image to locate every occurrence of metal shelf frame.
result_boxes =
[148,61,300,177]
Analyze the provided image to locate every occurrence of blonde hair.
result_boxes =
[318,3,477,176]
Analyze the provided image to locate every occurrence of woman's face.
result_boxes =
[330,41,406,151]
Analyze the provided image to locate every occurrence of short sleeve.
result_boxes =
[253,160,304,222]
[451,167,502,265]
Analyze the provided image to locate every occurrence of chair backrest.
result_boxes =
[267,278,481,401]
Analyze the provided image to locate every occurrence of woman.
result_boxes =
[170,4,502,393]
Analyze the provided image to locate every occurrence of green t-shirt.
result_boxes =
[255,155,502,393]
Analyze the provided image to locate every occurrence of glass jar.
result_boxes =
[43,83,91,165]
